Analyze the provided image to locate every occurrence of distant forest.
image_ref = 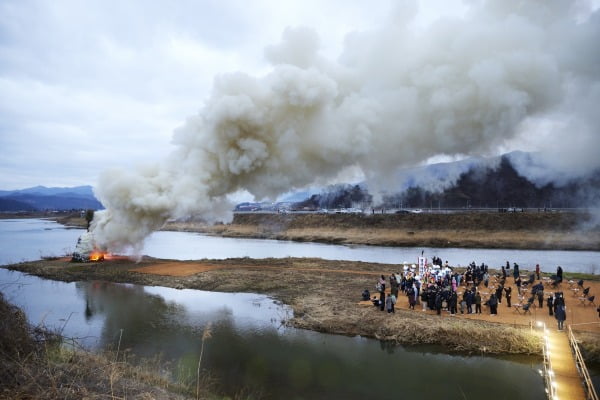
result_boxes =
[295,156,600,210]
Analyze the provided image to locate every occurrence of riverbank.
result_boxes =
[0,291,195,400]
[5,257,599,363]
[21,209,600,250]
[166,212,600,251]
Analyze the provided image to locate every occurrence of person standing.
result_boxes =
[535,264,541,280]
[435,292,443,315]
[547,294,554,316]
[495,284,504,304]
[391,278,399,299]
[537,286,544,308]
[379,291,386,312]
[555,304,566,330]
[466,290,473,314]
[474,291,482,314]
[556,266,563,283]
[488,293,498,315]
[513,263,520,282]
[504,286,512,308]
[386,294,396,313]
[515,276,522,295]
[407,285,416,310]
[449,291,458,315]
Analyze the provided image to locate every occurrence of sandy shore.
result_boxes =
[4,257,599,362]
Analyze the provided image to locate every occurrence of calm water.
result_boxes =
[144,231,600,274]
[0,268,545,399]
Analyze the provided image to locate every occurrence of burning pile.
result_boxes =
[72,232,108,262]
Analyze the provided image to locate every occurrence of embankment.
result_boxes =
[166,211,600,250]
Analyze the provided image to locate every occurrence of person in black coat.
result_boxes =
[555,304,566,330]
[449,291,458,315]
[435,292,443,315]
[362,289,370,301]
[537,286,545,308]
[495,284,504,304]
[465,290,473,314]
[547,294,554,316]
[504,286,512,307]
[488,293,498,315]
[556,266,563,283]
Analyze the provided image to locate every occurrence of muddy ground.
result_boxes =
[5,257,600,362]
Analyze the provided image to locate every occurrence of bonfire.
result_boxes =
[72,232,108,262]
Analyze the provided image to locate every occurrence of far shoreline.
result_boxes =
[9,210,597,251]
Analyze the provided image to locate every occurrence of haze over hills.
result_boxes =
[2,152,599,213]
[0,185,103,212]
[294,152,600,211]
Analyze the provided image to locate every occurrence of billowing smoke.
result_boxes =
[91,0,600,252]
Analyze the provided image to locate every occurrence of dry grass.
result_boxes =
[0,292,204,400]
[163,212,600,250]
[575,330,600,364]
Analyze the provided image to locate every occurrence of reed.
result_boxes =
[196,322,213,400]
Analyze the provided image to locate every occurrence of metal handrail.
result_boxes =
[567,325,599,400]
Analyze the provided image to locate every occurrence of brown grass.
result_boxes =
[0,292,202,400]
[163,212,600,250]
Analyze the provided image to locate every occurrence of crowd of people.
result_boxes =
[365,259,573,329]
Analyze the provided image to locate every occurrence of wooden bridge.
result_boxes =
[542,323,598,400]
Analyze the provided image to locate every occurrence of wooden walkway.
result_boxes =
[546,329,587,400]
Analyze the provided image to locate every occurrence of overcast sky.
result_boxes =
[0,0,597,191]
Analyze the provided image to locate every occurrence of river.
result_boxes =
[1,219,597,274]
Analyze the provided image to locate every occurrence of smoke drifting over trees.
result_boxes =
[91,1,600,252]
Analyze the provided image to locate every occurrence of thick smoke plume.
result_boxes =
[92,0,600,252]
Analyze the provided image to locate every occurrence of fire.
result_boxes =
[89,251,107,262]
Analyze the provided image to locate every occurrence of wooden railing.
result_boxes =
[567,325,599,400]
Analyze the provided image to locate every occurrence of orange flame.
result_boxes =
[89,251,107,262]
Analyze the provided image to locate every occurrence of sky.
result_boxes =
[0,0,463,190]
[0,0,598,194]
